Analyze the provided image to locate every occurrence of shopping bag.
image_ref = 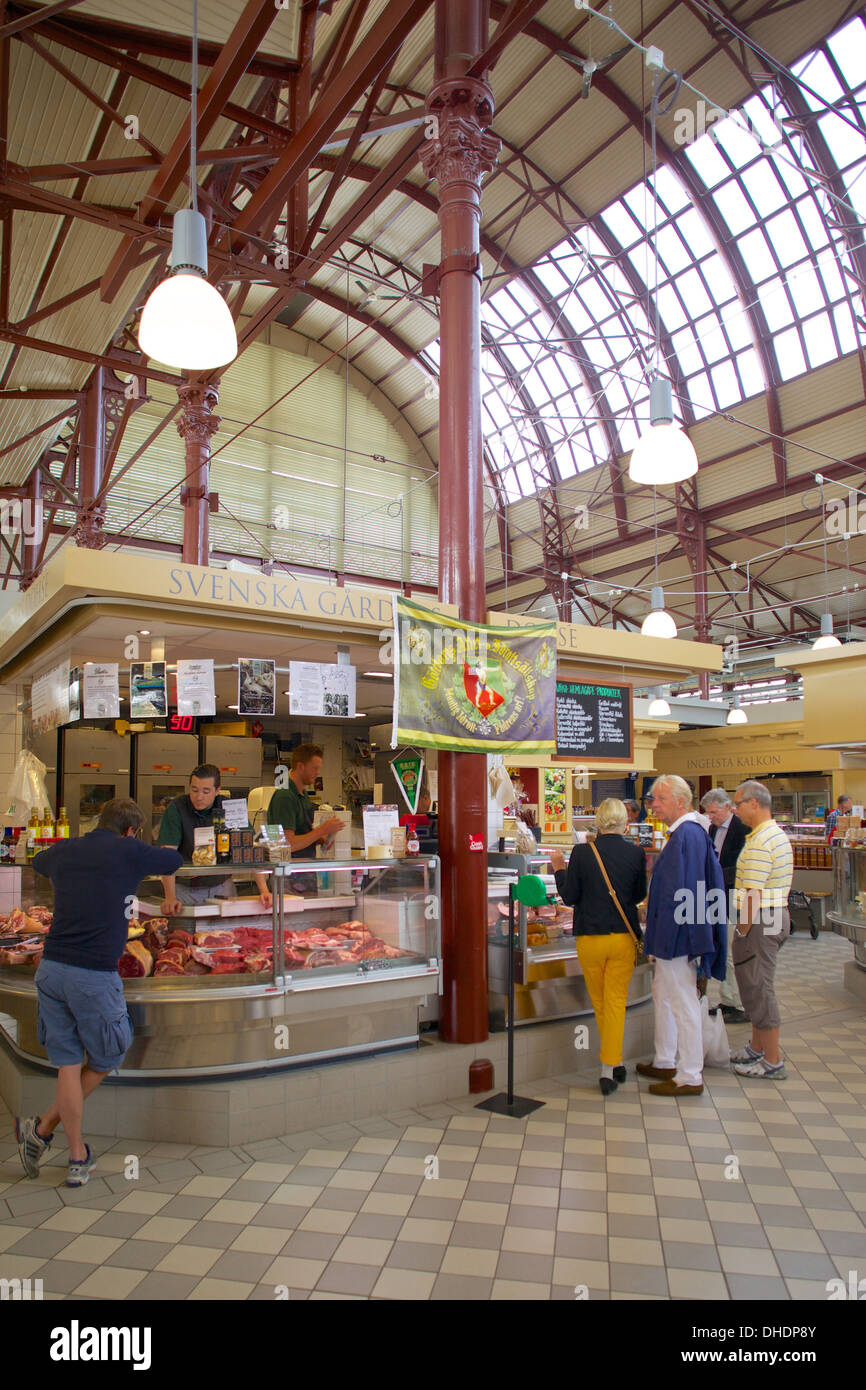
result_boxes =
[701,994,730,1067]
[4,749,49,823]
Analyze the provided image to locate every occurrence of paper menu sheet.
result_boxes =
[82,663,119,719]
[363,804,400,851]
[176,659,216,716]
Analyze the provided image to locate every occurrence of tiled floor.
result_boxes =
[1,930,864,1300]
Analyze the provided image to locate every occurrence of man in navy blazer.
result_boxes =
[637,776,727,1097]
[702,788,749,1023]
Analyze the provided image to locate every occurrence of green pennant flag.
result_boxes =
[391,752,424,813]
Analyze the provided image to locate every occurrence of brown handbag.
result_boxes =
[589,839,646,964]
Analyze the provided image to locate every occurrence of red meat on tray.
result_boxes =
[153,960,184,976]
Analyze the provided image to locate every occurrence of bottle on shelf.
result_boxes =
[0,828,12,863]
[26,810,39,860]
[56,807,70,838]
[42,806,55,840]
[215,814,231,864]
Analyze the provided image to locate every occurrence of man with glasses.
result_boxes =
[729,780,793,1080]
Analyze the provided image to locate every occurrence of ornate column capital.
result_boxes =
[420,77,501,188]
[176,382,220,443]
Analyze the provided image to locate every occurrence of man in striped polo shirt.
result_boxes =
[729,779,794,1080]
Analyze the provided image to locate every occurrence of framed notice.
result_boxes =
[362,804,400,852]
[176,659,215,717]
[289,661,356,719]
[555,679,633,762]
[31,661,70,734]
[82,663,119,719]
[130,662,167,719]
[238,658,275,716]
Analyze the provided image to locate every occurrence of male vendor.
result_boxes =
[158,763,271,915]
[268,744,345,855]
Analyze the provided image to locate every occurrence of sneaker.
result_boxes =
[66,1144,95,1188]
[14,1116,52,1179]
[729,1044,764,1065]
[732,1057,787,1081]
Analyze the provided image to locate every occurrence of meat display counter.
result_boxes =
[486,852,653,1027]
[827,846,866,987]
[0,858,441,1077]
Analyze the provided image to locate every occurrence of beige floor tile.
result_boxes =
[299,1149,348,1167]
[809,1208,862,1232]
[564,1138,606,1155]
[372,1267,436,1299]
[560,1171,606,1191]
[180,1175,237,1198]
[668,1268,730,1300]
[449,1116,491,1131]
[72,1266,146,1299]
[332,1235,394,1265]
[382,1157,425,1177]
[264,1256,327,1289]
[435,1145,481,1162]
[0,1225,32,1251]
[458,1200,509,1225]
[607,1192,656,1216]
[399,1217,453,1245]
[241,1163,295,1183]
[552,1257,610,1290]
[763,1226,826,1253]
[481,1133,524,1150]
[269,1184,323,1207]
[705,1200,760,1224]
[717,1245,780,1276]
[659,1217,715,1244]
[361,1192,415,1217]
[653,1178,702,1199]
[113,1191,173,1215]
[501,1225,555,1255]
[156,1244,222,1276]
[491,1279,550,1300]
[56,1234,126,1264]
[188,1278,255,1300]
[511,1185,559,1207]
[608,1236,664,1267]
[231,1226,291,1254]
[440,1245,499,1278]
[557,1209,607,1235]
[607,1156,651,1176]
[402,1127,448,1142]
[298,1208,356,1235]
[203,1199,263,1225]
[40,1207,104,1233]
[131,1216,197,1243]
[745,1186,803,1207]
[472,1163,519,1183]
[519,1151,564,1169]
[416,1178,467,1200]
[525,1122,566,1137]
[0,1255,48,1279]
[353,1139,398,1155]
[328,1169,378,1191]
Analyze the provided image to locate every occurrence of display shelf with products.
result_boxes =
[0,859,440,1076]
[485,852,652,1027]
[828,845,866,976]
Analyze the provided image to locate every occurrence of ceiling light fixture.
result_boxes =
[641,584,677,639]
[137,0,237,370]
[812,612,841,650]
[647,686,671,717]
[726,695,748,725]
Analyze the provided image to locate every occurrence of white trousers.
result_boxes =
[652,955,703,1087]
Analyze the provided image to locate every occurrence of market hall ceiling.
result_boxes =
[0,0,864,648]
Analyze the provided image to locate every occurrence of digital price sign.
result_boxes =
[168,714,196,732]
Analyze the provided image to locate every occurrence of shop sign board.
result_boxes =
[555,680,633,762]
[392,597,557,753]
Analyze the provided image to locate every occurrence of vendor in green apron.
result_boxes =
[268,744,345,859]
[158,763,272,915]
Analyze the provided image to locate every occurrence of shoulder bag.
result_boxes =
[589,840,646,964]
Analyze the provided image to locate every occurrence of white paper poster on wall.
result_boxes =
[238,658,275,716]
[289,661,356,719]
[83,663,119,719]
[31,661,70,734]
[362,804,400,852]
[176,659,216,717]
[130,662,167,719]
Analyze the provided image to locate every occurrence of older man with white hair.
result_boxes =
[637,775,727,1097]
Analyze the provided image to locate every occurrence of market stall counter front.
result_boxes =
[0,858,440,1078]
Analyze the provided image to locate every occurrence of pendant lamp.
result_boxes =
[641,585,677,638]
[812,612,842,650]
[726,694,748,725]
[647,687,671,717]
[137,0,237,370]
[629,376,698,485]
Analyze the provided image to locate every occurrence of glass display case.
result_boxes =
[780,822,833,870]
[829,845,866,970]
[0,858,441,1074]
[486,852,652,1026]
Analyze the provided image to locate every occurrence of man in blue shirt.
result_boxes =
[15,798,181,1187]
[637,775,727,1097]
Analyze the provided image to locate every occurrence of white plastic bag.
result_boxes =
[701,994,730,1067]
[4,749,49,823]
[488,760,516,809]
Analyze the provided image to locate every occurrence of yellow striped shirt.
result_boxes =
[734,818,793,914]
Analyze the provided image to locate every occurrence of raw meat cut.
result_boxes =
[118,951,148,978]
[194,931,233,946]
[156,946,190,966]
[153,960,184,976]
[209,961,245,974]
[182,961,209,975]
[125,939,153,976]
[242,954,271,973]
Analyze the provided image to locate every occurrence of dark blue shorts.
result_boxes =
[35,959,133,1072]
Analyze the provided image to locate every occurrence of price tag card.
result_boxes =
[363,804,400,851]
[222,798,249,831]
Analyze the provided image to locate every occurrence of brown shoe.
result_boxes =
[636,1062,675,1080]
[648,1079,704,1097]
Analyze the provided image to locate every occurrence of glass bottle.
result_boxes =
[26,810,39,860]
[216,814,231,864]
[42,806,55,839]
[56,807,70,838]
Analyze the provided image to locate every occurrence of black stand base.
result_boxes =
[475,1093,545,1118]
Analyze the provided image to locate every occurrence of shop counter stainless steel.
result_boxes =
[0,857,441,1078]
[830,846,866,972]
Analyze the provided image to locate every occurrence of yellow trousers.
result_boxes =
[576,932,636,1067]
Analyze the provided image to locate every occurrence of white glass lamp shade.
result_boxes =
[628,376,698,485]
[647,688,671,717]
[138,271,237,369]
[812,613,842,650]
[640,587,677,639]
[727,696,748,725]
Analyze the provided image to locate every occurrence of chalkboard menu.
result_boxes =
[555,680,633,761]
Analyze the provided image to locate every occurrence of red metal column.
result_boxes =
[75,365,106,546]
[177,382,219,567]
[19,465,41,589]
[421,0,499,1043]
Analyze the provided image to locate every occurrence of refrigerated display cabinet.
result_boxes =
[828,845,866,973]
